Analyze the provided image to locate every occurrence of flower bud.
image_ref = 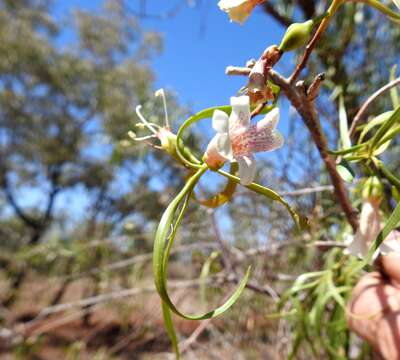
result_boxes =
[279,20,314,53]
[158,128,200,166]
[247,45,282,105]
[362,176,384,201]
[158,128,178,156]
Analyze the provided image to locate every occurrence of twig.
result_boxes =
[279,185,334,197]
[309,241,346,249]
[349,77,400,137]
[226,273,280,301]
[60,242,218,281]
[268,69,359,231]
[306,73,326,101]
[35,277,221,317]
[180,318,212,353]
[225,66,251,76]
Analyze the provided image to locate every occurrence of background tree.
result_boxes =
[0,0,190,307]
[0,0,399,359]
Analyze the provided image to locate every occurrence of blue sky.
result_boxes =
[28,1,296,223]
[55,1,287,111]
[141,1,286,110]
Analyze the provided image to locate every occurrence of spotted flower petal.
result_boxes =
[205,95,284,184]
[250,108,284,153]
[236,155,257,185]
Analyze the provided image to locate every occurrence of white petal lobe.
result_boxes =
[218,0,247,10]
[215,133,233,160]
[230,95,251,127]
[237,155,256,185]
[262,107,280,130]
[212,110,230,133]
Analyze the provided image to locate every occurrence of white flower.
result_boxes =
[218,0,264,24]
[345,198,400,258]
[204,95,284,185]
[132,89,177,155]
[380,230,400,255]
[393,0,400,10]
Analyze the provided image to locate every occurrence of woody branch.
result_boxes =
[267,69,359,231]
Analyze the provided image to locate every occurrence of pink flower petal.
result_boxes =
[230,124,253,157]
[249,128,284,154]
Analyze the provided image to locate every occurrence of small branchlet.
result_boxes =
[225,66,251,76]
[307,73,326,101]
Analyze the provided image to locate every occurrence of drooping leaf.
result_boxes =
[153,165,251,358]
[336,159,355,183]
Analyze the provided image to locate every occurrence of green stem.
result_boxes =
[176,106,232,169]
[217,168,304,229]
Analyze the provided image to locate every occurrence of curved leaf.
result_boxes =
[194,163,238,208]
[153,164,251,319]
[217,168,307,230]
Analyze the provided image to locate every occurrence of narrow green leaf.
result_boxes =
[162,301,180,359]
[153,164,251,319]
[369,106,400,151]
[375,124,400,150]
[366,201,400,263]
[358,111,393,144]
[328,143,366,156]
[199,251,220,305]
[376,160,400,190]
[390,65,399,109]
[194,163,238,208]
[351,201,400,274]
[392,186,400,202]
[336,159,355,183]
